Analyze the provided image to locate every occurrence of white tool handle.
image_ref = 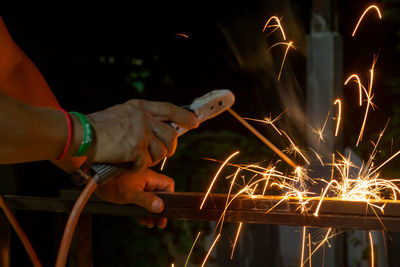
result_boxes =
[172,89,235,136]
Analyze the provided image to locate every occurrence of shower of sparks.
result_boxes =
[334,99,342,136]
[199,128,400,264]
[369,232,375,267]
[201,234,221,267]
[230,222,243,259]
[192,6,399,266]
[184,232,202,267]
[352,5,382,37]
[262,16,286,40]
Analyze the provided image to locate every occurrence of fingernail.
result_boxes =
[152,199,163,213]
[193,116,200,126]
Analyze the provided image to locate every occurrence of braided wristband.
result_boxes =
[56,109,72,160]
[70,112,93,157]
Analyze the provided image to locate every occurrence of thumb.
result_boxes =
[130,191,165,213]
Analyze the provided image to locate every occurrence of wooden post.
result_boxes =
[306,0,344,266]
[69,214,93,267]
[0,212,10,267]
[307,0,343,177]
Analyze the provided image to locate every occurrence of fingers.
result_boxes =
[141,169,175,192]
[156,217,167,229]
[141,101,199,129]
[132,148,152,172]
[138,217,167,229]
[147,136,168,167]
[148,118,178,157]
[124,170,173,212]
[130,191,165,213]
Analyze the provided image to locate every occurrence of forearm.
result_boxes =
[0,91,83,164]
[0,29,85,172]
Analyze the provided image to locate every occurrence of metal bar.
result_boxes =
[3,192,400,232]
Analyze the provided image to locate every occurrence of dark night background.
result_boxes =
[2,0,400,266]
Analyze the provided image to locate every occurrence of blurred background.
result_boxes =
[1,0,400,266]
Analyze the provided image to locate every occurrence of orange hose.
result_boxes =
[55,179,98,267]
[0,195,42,267]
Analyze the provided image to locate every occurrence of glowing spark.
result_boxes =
[243,111,285,135]
[369,149,400,176]
[344,74,366,106]
[308,228,333,260]
[218,168,242,232]
[176,33,189,38]
[357,57,377,146]
[262,167,275,195]
[309,148,324,166]
[314,180,340,217]
[200,151,240,210]
[308,233,312,267]
[262,16,286,40]
[267,41,294,81]
[201,234,221,267]
[334,99,342,136]
[230,222,243,259]
[331,154,335,181]
[217,187,249,231]
[281,130,310,165]
[301,227,306,267]
[184,232,202,267]
[160,157,167,170]
[369,232,374,267]
[309,111,330,142]
[352,5,382,37]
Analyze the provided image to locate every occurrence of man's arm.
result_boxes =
[0,17,198,228]
[0,17,85,172]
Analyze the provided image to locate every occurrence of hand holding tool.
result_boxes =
[72,89,235,185]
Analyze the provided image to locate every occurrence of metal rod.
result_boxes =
[227,108,298,168]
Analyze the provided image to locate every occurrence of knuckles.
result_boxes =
[88,98,184,168]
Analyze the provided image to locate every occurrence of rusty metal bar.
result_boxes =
[3,191,400,232]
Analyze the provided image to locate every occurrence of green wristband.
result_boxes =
[70,112,93,157]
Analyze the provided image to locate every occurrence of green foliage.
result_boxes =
[126,69,151,95]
